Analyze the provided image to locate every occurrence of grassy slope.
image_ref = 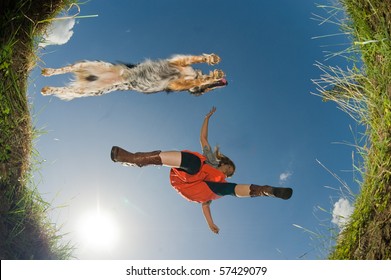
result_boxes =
[327,0,391,259]
[0,0,74,259]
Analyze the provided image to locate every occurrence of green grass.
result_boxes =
[313,0,391,259]
[0,0,75,259]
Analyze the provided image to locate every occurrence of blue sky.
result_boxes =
[29,0,361,259]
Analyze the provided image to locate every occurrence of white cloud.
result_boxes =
[39,18,76,47]
[279,171,292,184]
[332,197,354,230]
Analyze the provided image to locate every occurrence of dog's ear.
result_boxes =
[188,87,205,96]
[189,79,227,96]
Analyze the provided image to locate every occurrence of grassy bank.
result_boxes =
[0,0,74,259]
[314,0,390,259]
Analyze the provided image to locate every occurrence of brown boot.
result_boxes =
[111,146,162,167]
[249,184,292,200]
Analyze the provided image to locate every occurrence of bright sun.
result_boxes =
[78,209,119,250]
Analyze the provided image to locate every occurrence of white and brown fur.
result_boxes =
[41,54,227,100]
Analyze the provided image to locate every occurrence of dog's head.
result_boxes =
[189,78,228,96]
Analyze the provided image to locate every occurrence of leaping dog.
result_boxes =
[41,53,227,100]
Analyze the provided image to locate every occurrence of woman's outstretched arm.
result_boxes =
[201,200,219,234]
[200,106,216,149]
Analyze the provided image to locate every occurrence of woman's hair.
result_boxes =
[214,146,236,177]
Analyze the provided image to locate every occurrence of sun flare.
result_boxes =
[78,209,119,250]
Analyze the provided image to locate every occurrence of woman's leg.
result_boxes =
[235,184,293,200]
[205,182,292,200]
[111,147,201,174]
[234,184,251,197]
[159,151,181,168]
[111,146,162,167]
[154,151,202,174]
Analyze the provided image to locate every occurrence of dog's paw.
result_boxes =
[205,54,221,65]
[41,68,54,76]
[41,86,51,95]
[212,69,225,79]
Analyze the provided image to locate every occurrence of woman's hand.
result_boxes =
[209,223,220,234]
[205,106,216,119]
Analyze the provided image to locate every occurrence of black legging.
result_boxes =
[179,151,202,175]
[179,151,237,196]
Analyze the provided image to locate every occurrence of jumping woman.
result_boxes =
[111,107,293,234]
